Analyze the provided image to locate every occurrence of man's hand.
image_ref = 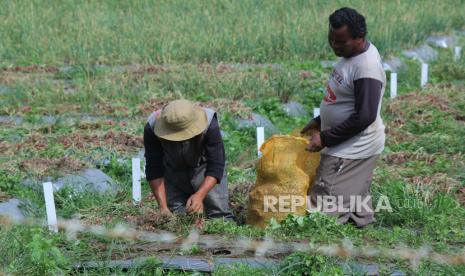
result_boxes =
[301,118,320,134]
[160,207,173,217]
[186,176,217,215]
[186,192,205,214]
[306,132,323,152]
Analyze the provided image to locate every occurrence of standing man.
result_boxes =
[144,99,234,220]
[301,7,386,228]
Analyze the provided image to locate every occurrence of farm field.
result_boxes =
[1,1,465,275]
[1,0,465,64]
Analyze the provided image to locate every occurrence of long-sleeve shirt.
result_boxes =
[317,78,382,147]
[319,41,386,158]
[143,115,225,182]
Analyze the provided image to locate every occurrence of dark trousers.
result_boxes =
[164,163,234,220]
[309,154,379,228]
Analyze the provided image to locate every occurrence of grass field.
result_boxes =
[1,1,465,275]
[1,0,465,65]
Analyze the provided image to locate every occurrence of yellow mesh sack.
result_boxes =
[246,133,320,228]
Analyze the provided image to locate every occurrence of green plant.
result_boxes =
[267,213,358,242]
[214,263,271,275]
[277,252,344,276]
[0,226,69,274]
[203,218,264,237]
[25,228,69,274]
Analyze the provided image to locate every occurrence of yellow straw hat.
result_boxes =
[154,99,208,141]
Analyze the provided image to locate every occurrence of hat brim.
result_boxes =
[154,107,208,141]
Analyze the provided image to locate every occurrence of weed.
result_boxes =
[277,252,344,276]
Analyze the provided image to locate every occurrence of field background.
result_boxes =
[1,0,465,65]
[1,0,465,275]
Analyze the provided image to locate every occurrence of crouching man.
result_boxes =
[143,99,234,220]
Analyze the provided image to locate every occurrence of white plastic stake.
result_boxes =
[43,182,58,233]
[454,46,462,61]
[256,127,265,157]
[132,158,141,203]
[313,108,320,118]
[421,63,428,87]
[390,73,397,99]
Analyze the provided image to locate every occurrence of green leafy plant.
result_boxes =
[23,228,69,274]
[268,213,354,242]
[277,252,344,276]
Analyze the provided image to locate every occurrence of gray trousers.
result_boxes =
[309,154,379,228]
[164,163,234,220]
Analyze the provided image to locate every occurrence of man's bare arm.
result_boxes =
[149,177,171,215]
